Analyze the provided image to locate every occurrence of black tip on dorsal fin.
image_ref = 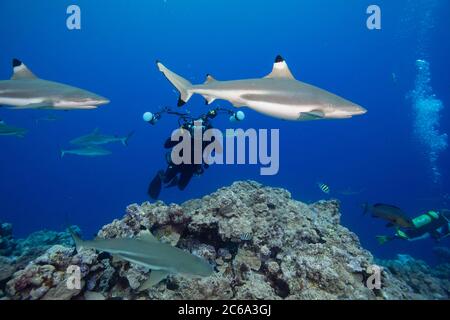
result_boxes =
[177,97,186,107]
[275,55,284,63]
[13,58,22,67]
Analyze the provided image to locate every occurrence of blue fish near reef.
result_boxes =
[157,55,367,121]
[0,59,109,110]
[69,229,214,291]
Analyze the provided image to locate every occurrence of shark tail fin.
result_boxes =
[68,227,84,252]
[60,149,65,159]
[122,131,135,146]
[156,61,193,106]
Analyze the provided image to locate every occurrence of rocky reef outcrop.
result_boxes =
[377,255,450,300]
[1,181,449,300]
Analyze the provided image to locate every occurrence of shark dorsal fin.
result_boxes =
[11,59,38,80]
[92,128,100,135]
[265,55,295,80]
[137,229,159,243]
[204,74,216,84]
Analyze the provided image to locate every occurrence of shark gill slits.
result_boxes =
[12,59,22,67]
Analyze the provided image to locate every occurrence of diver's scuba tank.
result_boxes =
[412,210,440,228]
[229,111,245,123]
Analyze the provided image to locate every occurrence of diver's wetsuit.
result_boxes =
[148,120,215,200]
[378,210,450,244]
[403,212,449,240]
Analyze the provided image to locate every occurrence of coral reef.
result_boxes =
[1,181,449,300]
[0,222,76,271]
[377,255,450,300]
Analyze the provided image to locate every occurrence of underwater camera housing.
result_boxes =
[142,107,245,126]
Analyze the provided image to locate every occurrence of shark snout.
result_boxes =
[91,96,110,106]
[342,104,367,116]
[352,105,367,115]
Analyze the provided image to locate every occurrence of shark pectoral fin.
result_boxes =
[156,61,193,106]
[265,55,295,80]
[203,95,216,105]
[138,270,169,291]
[11,59,38,80]
[299,110,325,120]
[137,229,159,243]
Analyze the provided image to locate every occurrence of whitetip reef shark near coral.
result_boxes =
[69,229,214,291]
[156,55,367,121]
[0,59,109,110]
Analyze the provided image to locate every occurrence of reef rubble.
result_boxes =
[1,181,449,300]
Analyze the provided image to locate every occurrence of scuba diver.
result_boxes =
[376,209,450,245]
[143,107,245,200]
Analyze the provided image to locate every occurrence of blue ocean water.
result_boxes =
[0,0,449,265]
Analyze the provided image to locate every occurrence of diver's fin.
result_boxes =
[165,176,179,188]
[137,229,159,243]
[156,61,193,106]
[139,270,169,291]
[11,59,38,80]
[204,74,217,84]
[148,170,163,200]
[300,110,325,120]
[265,55,295,80]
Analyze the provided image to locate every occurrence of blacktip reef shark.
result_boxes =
[156,55,367,121]
[0,120,27,138]
[70,128,134,147]
[0,59,109,110]
[69,229,214,291]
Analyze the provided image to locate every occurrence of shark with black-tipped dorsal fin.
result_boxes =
[0,59,109,110]
[156,55,367,121]
[69,229,213,291]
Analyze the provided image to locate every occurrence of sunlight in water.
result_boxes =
[410,59,448,184]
